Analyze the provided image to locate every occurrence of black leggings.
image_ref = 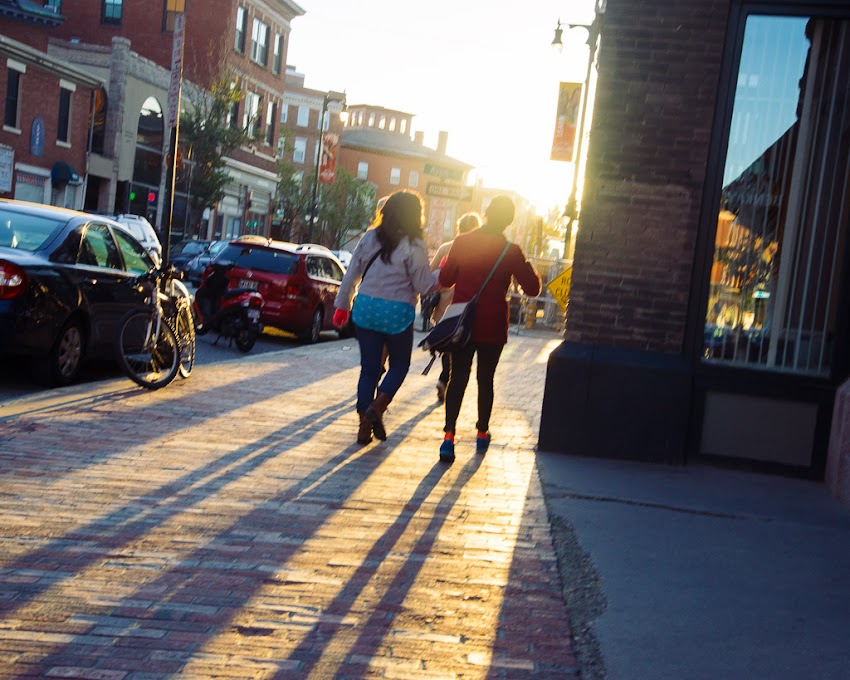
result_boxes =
[444,342,504,434]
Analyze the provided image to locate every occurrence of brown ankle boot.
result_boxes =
[357,413,373,445]
[365,392,391,441]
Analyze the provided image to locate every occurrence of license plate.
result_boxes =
[247,309,261,321]
[239,279,259,290]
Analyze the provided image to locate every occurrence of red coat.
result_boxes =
[438,228,541,344]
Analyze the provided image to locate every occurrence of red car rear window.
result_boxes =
[217,244,298,275]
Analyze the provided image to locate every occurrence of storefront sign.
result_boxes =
[547,266,573,309]
[0,146,13,193]
[551,82,582,162]
[424,163,463,183]
[426,182,472,201]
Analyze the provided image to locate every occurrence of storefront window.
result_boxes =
[704,15,850,377]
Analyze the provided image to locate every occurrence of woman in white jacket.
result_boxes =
[333,191,437,444]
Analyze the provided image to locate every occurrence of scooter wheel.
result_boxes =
[235,329,257,353]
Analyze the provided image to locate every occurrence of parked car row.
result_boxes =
[1,199,352,386]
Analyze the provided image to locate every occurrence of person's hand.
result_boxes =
[332,308,350,328]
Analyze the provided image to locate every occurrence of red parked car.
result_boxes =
[200,238,347,343]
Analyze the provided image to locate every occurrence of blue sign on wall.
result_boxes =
[30,117,44,157]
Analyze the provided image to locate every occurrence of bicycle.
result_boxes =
[115,265,196,390]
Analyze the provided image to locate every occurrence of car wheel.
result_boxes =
[301,308,323,344]
[37,318,84,386]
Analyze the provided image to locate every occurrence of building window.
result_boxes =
[400,119,407,134]
[102,0,122,24]
[276,136,286,159]
[379,114,386,130]
[389,117,396,132]
[57,83,74,144]
[293,137,306,163]
[357,161,368,180]
[409,170,418,188]
[251,19,269,66]
[227,99,239,129]
[297,105,309,127]
[390,167,400,185]
[235,6,247,53]
[243,92,260,137]
[265,101,276,146]
[280,104,288,124]
[163,0,184,31]
[4,64,23,129]
[272,35,283,74]
[368,112,375,127]
[702,15,850,377]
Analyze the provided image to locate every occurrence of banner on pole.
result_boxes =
[550,82,582,162]
[319,132,339,183]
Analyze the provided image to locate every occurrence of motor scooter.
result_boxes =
[192,261,263,352]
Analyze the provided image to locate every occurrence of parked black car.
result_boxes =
[169,239,212,279]
[183,240,226,284]
[0,199,156,385]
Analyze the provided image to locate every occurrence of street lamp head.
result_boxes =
[551,19,564,51]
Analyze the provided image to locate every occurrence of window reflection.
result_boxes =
[704,16,850,377]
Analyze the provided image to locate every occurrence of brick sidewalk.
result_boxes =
[0,333,576,679]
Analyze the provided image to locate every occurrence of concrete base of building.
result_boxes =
[827,378,850,508]
[539,341,692,464]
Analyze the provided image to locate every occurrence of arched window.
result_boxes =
[131,96,164,220]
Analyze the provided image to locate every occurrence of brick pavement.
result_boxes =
[0,332,576,679]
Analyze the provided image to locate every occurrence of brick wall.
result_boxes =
[566,0,730,353]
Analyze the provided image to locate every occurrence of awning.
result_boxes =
[51,161,80,185]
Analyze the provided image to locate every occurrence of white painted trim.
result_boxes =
[6,58,26,73]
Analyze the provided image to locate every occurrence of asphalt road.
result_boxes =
[0,327,347,401]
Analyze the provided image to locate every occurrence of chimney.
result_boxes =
[437,131,448,155]
[414,131,424,145]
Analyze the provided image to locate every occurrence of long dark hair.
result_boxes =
[373,190,424,262]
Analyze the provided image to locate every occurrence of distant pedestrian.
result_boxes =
[333,190,438,445]
[437,196,541,462]
[429,211,481,402]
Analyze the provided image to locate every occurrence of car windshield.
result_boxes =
[0,209,67,251]
[217,244,298,274]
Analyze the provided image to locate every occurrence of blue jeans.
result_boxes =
[356,323,414,413]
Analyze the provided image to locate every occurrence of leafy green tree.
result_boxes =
[273,129,312,241]
[316,168,376,249]
[179,78,249,234]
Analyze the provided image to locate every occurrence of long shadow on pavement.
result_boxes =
[278,454,482,678]
[0,395,353,621]
[6,403,441,678]
[0,358,339,483]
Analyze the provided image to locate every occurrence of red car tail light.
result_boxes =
[0,260,27,300]
[284,282,303,299]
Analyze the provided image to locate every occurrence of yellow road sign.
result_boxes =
[546,266,572,309]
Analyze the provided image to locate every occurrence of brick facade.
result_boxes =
[566,0,729,354]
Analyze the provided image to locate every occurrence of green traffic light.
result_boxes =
[129,191,136,201]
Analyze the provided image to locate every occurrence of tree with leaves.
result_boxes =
[179,77,249,236]
[273,137,312,242]
[315,168,376,249]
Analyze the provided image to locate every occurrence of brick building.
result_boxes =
[338,106,473,253]
[539,0,850,485]
[0,27,99,209]
[2,0,304,242]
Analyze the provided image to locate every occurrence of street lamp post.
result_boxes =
[307,91,345,244]
[553,0,606,257]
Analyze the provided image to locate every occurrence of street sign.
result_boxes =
[424,163,463,183]
[426,183,473,201]
[547,266,573,310]
[166,13,185,128]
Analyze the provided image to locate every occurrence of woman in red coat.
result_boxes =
[436,195,541,462]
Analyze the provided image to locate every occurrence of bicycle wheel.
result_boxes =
[115,309,180,389]
[175,302,196,378]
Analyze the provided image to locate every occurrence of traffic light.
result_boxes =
[147,191,157,203]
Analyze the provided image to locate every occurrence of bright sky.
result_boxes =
[287,0,597,215]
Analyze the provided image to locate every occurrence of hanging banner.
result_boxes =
[550,82,582,162]
[319,131,339,183]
